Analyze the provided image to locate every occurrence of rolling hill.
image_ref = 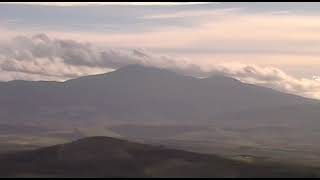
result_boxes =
[0,136,318,178]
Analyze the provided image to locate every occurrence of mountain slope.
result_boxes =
[0,65,318,127]
[0,136,317,178]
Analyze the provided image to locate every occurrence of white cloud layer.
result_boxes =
[0,34,320,99]
[0,2,213,7]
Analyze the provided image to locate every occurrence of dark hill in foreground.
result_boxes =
[0,137,318,178]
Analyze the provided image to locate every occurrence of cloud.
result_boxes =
[209,64,320,99]
[0,34,110,80]
[0,2,213,7]
[0,33,194,70]
[2,6,320,59]
[0,34,191,81]
[313,76,320,81]
[0,34,320,100]
[143,8,237,20]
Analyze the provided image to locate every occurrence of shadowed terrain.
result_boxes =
[0,136,318,178]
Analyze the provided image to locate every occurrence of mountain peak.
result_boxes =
[202,74,242,88]
[207,74,240,82]
[67,136,129,147]
[115,64,177,75]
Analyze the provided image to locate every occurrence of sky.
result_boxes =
[0,2,320,99]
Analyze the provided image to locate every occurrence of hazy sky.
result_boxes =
[0,2,320,99]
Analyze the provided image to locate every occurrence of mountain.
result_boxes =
[1,65,320,169]
[0,64,318,127]
[0,136,317,178]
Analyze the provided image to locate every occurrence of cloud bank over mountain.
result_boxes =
[0,34,319,99]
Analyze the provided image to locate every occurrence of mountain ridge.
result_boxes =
[0,64,318,127]
[0,64,318,103]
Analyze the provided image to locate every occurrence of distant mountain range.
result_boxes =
[0,64,319,128]
[0,136,317,178]
[1,64,320,174]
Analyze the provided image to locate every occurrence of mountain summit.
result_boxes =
[0,65,318,127]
